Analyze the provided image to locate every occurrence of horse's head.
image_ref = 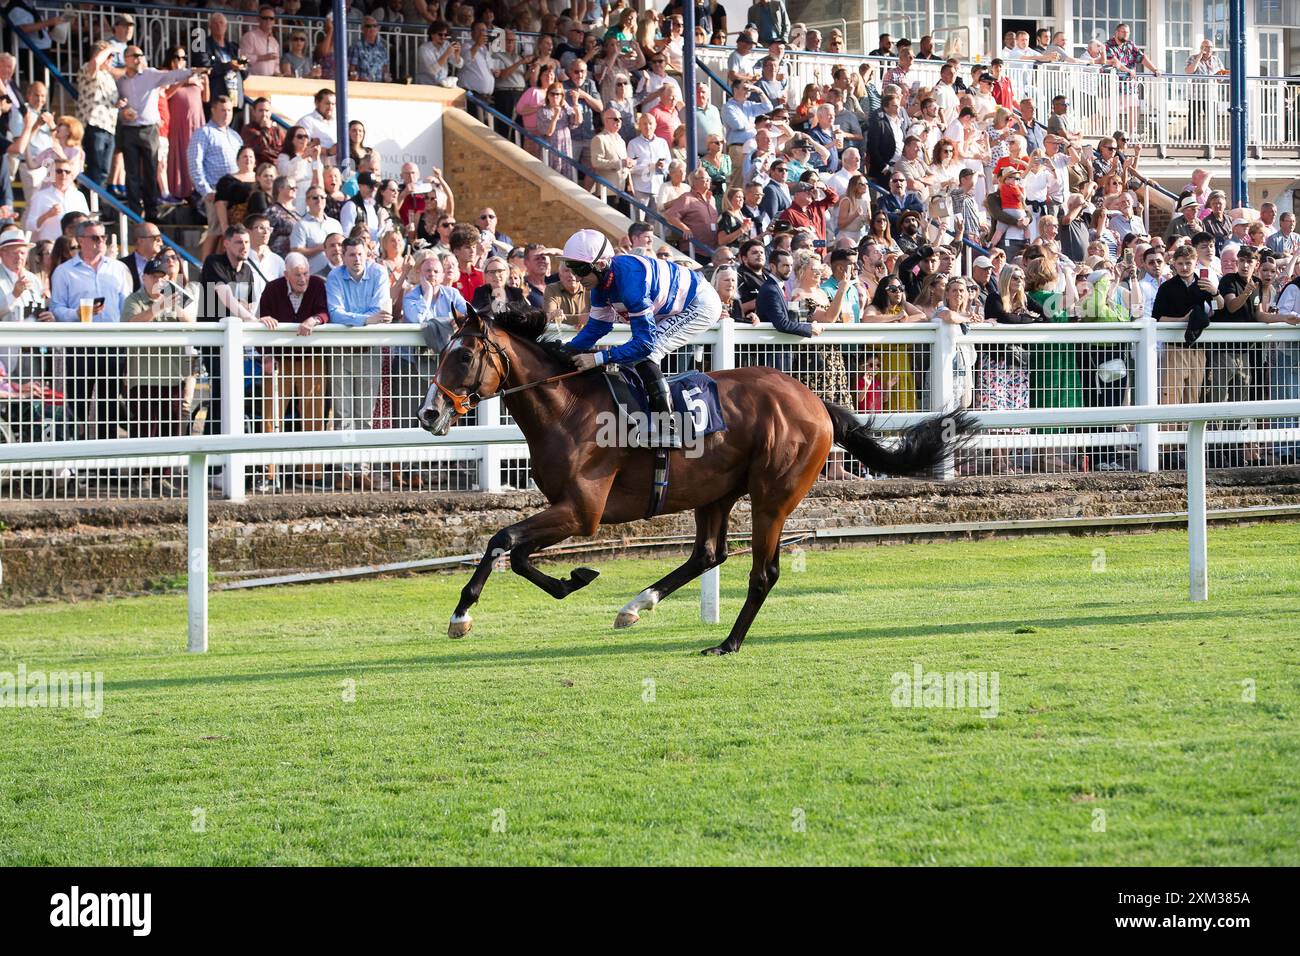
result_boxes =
[418,306,512,436]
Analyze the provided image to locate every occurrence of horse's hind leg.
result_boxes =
[614,496,737,629]
[448,501,601,638]
[699,506,786,656]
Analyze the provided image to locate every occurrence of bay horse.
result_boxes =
[418,307,975,655]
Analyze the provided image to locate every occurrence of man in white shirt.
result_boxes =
[1137,246,1167,319]
[17,81,57,198]
[296,89,337,160]
[457,21,496,100]
[0,227,53,326]
[25,160,89,244]
[290,186,343,274]
[931,63,960,126]
[627,113,670,210]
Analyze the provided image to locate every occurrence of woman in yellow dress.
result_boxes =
[862,275,928,411]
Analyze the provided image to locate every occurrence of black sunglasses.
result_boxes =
[563,259,595,277]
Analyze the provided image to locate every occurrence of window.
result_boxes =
[1258,29,1282,76]
[1073,0,1148,57]
[1004,0,1054,15]
[1255,0,1299,26]
[1202,0,1228,50]
[877,0,927,42]
[1164,0,1193,74]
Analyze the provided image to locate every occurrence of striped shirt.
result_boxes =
[568,255,701,365]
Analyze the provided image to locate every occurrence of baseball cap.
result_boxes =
[355,171,377,188]
[972,255,994,269]
[115,13,135,26]
[736,33,754,46]
[143,255,170,275]
[788,181,816,194]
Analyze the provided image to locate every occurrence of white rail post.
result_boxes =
[700,319,733,624]
[221,318,247,502]
[930,320,958,480]
[187,453,209,653]
[1135,318,1159,472]
[478,396,504,492]
[1187,419,1209,602]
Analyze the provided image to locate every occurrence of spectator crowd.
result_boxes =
[2,2,1299,493]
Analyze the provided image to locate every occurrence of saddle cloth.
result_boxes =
[601,367,726,447]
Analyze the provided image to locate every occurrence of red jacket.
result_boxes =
[777,187,840,242]
[258,275,329,324]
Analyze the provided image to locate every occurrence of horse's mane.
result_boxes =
[488,305,573,365]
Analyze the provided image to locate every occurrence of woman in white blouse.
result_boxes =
[275,127,323,215]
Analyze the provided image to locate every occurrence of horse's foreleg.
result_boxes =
[507,501,603,599]
[447,502,601,639]
[448,525,518,638]
[615,497,736,629]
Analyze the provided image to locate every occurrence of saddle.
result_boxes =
[601,367,726,448]
[600,367,726,518]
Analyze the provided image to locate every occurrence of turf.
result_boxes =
[1,525,1297,866]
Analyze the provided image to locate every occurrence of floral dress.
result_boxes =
[537,104,578,179]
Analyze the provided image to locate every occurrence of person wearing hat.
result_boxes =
[1166,193,1203,242]
[726,30,760,84]
[339,171,381,243]
[1200,190,1232,253]
[121,252,197,493]
[0,227,51,325]
[560,227,722,449]
[106,13,135,69]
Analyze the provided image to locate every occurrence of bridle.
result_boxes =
[433,329,512,416]
[431,321,592,417]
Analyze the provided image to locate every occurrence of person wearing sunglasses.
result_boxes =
[239,6,282,77]
[25,160,89,244]
[416,20,462,87]
[560,228,722,449]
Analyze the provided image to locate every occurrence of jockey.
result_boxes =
[560,229,721,448]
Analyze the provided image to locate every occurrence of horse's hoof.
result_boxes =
[448,614,473,639]
[614,610,640,629]
[569,566,600,590]
[700,644,735,656]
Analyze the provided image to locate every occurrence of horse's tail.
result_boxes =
[820,400,978,476]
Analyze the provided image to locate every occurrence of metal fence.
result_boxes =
[4,318,1299,502]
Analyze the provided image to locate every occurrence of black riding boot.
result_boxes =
[634,359,681,449]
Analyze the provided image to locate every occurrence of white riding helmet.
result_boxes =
[561,229,614,267]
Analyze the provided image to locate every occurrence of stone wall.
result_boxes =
[4,468,1299,605]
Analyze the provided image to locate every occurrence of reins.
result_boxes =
[432,323,592,415]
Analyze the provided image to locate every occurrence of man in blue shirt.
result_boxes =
[50,219,133,440]
[562,229,721,448]
[188,95,243,223]
[326,237,392,488]
[721,79,767,188]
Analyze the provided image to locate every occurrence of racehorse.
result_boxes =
[418,307,975,655]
